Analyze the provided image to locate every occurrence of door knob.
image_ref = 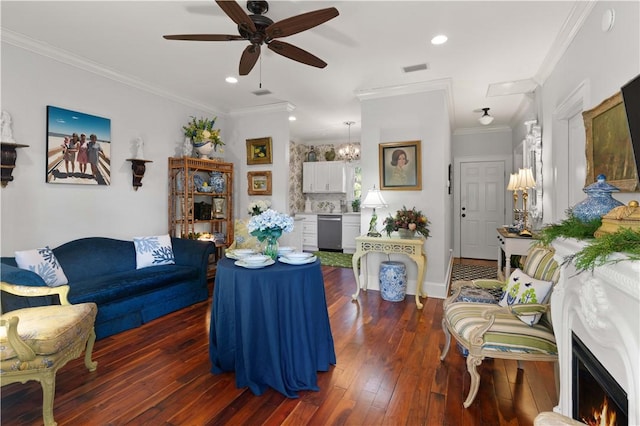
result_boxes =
[461,214,466,218]
[462,207,466,211]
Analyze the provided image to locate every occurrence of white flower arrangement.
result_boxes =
[247,209,294,242]
[248,200,272,216]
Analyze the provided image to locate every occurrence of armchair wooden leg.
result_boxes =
[84,329,98,372]
[463,354,483,408]
[440,318,451,361]
[41,371,57,426]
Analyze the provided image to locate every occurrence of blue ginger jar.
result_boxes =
[209,171,225,194]
[379,261,407,302]
[572,174,624,222]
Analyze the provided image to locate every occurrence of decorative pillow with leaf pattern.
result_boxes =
[133,234,175,269]
[15,246,68,287]
[498,268,553,326]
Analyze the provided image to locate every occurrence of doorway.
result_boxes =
[457,159,506,260]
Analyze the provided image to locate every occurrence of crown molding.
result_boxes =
[1,29,223,115]
[228,102,296,117]
[453,125,512,136]
[534,0,597,85]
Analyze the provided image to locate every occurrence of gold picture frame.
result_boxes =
[583,92,639,192]
[246,137,272,165]
[247,171,272,195]
[379,140,422,190]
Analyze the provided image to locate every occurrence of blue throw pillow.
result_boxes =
[15,246,68,287]
[133,234,175,269]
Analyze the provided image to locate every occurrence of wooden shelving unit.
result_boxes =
[168,157,234,277]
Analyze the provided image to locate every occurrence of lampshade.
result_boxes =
[361,186,388,208]
[506,173,519,191]
[516,167,536,190]
[478,107,494,125]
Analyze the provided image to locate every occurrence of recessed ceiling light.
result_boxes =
[431,35,448,45]
[289,116,296,121]
[225,76,238,84]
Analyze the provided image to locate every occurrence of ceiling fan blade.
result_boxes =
[266,7,339,39]
[239,44,261,76]
[163,34,244,41]
[267,40,327,69]
[215,0,257,33]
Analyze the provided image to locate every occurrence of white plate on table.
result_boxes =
[234,259,275,269]
[278,255,317,265]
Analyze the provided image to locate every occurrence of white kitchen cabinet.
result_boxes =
[341,214,361,254]
[296,214,318,252]
[302,161,346,193]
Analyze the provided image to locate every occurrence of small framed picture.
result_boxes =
[246,137,272,165]
[247,171,272,195]
[379,140,422,190]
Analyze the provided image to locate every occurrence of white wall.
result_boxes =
[542,1,640,222]
[0,43,223,255]
[359,89,452,298]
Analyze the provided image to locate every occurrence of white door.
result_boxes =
[460,161,505,259]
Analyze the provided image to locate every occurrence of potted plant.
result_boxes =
[351,199,360,212]
[183,116,224,158]
[383,206,430,238]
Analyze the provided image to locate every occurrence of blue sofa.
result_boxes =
[1,237,214,339]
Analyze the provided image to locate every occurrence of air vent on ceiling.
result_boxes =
[252,89,272,96]
[402,63,428,73]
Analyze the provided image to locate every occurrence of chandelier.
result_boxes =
[339,121,359,161]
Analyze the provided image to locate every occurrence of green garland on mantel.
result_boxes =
[537,210,640,272]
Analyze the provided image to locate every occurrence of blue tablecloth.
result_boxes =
[209,256,336,398]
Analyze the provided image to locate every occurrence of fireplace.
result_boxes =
[572,333,628,425]
[551,239,639,425]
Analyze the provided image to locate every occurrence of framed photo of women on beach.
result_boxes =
[379,140,422,190]
[46,105,111,185]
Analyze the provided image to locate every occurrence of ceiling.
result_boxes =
[1,1,583,143]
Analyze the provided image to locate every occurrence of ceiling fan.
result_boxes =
[163,0,339,76]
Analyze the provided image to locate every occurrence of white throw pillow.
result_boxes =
[14,246,68,287]
[133,234,175,269]
[498,268,553,326]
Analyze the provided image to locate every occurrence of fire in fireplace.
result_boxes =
[572,333,628,425]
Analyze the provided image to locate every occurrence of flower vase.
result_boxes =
[263,237,279,260]
[398,228,415,239]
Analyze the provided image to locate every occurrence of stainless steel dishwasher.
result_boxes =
[317,215,342,252]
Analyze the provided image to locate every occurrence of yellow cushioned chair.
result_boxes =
[227,218,260,251]
[440,245,561,408]
[0,282,98,426]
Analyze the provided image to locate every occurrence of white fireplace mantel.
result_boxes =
[551,238,640,424]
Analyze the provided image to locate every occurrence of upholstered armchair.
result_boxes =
[440,246,560,408]
[0,282,98,426]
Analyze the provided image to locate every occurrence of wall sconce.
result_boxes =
[126,158,152,190]
[1,142,29,187]
[361,185,388,237]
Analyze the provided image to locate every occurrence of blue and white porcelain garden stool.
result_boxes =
[379,261,407,302]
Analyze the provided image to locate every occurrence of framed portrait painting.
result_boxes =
[583,92,639,192]
[247,171,272,195]
[46,105,111,185]
[379,140,422,190]
[246,137,272,165]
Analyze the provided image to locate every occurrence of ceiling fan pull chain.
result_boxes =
[259,55,262,89]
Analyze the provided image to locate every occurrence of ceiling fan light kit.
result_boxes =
[163,0,339,76]
[478,107,494,125]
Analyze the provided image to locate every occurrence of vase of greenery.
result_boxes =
[351,199,360,212]
[383,206,430,238]
[183,116,224,159]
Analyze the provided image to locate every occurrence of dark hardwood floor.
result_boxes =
[1,260,557,425]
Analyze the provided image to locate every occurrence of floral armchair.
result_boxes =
[440,246,561,408]
[0,282,98,426]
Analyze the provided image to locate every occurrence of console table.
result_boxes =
[351,235,427,309]
[496,228,536,279]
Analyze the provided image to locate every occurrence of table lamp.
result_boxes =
[516,167,536,236]
[361,185,388,237]
[506,173,520,224]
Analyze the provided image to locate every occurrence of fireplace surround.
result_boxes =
[551,238,639,424]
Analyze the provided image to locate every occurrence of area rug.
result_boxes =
[313,251,353,268]
[451,264,497,282]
